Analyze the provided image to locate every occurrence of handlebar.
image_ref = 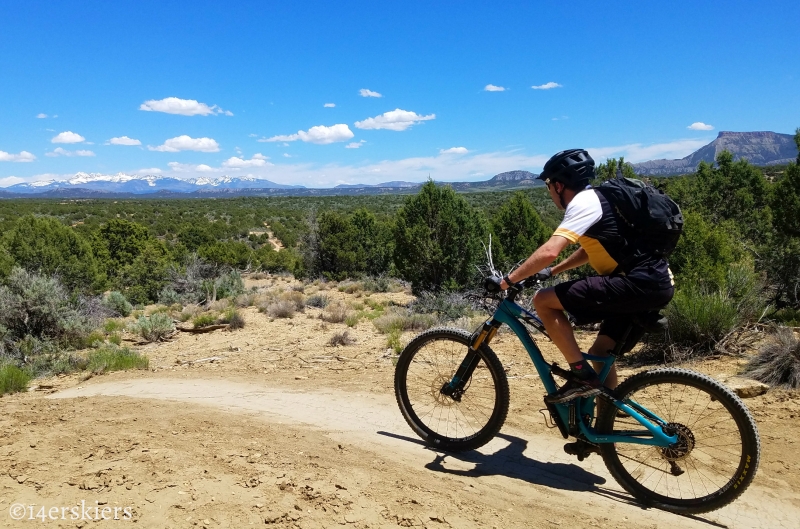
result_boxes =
[505,277,541,302]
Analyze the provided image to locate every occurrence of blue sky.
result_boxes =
[1,1,798,187]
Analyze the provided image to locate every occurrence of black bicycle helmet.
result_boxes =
[537,149,595,189]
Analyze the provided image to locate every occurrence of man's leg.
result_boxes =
[532,287,583,363]
[587,335,618,389]
[533,287,602,403]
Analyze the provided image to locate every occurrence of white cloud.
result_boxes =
[51,131,85,144]
[588,138,711,163]
[0,150,36,162]
[0,176,25,187]
[484,84,506,92]
[687,122,714,131]
[107,136,142,146]
[222,153,270,168]
[531,82,562,90]
[440,147,469,154]
[359,89,382,98]
[36,113,48,119]
[168,162,214,173]
[355,109,435,131]
[139,97,232,116]
[283,153,292,158]
[46,147,95,157]
[345,140,366,149]
[261,124,354,145]
[324,103,336,108]
[248,133,258,138]
[136,167,162,175]
[149,135,220,152]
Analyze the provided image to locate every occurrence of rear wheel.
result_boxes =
[597,368,760,514]
[394,328,509,452]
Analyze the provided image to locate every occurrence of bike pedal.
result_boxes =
[564,439,600,461]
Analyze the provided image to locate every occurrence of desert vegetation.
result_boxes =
[1,137,800,393]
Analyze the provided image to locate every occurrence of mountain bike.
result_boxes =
[393,277,760,514]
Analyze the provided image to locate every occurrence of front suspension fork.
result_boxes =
[441,321,499,401]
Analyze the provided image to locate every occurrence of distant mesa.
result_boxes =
[633,131,798,176]
[488,170,538,183]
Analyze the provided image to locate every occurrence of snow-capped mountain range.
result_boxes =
[5,173,304,194]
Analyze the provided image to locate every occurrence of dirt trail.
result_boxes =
[48,377,800,529]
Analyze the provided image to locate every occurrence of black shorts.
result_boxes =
[554,275,674,349]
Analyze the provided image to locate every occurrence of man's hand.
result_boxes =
[484,276,503,293]
[532,267,553,281]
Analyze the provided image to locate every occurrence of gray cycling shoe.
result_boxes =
[544,377,603,404]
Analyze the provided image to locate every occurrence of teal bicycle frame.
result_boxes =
[475,297,678,448]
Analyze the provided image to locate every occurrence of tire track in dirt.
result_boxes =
[52,378,799,529]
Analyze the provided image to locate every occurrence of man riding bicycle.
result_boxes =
[495,149,675,404]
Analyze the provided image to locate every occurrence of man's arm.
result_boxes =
[552,247,588,275]
[503,235,571,288]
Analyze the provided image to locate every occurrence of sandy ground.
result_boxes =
[2,277,799,528]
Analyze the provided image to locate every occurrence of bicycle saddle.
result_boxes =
[632,312,668,333]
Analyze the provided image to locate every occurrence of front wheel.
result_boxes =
[597,368,760,514]
[394,328,510,452]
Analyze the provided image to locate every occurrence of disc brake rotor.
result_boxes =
[660,422,695,462]
[431,375,457,406]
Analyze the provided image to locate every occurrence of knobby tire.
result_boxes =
[597,368,760,514]
[394,328,510,452]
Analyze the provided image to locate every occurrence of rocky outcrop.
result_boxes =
[634,131,798,176]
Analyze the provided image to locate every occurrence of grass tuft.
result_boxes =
[328,330,356,346]
[745,327,800,388]
[0,364,31,395]
[86,345,149,374]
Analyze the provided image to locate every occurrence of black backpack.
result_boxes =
[594,167,684,263]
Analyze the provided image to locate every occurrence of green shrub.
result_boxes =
[103,319,125,334]
[0,364,31,395]
[409,291,474,321]
[344,313,360,327]
[280,290,305,312]
[215,270,245,299]
[745,327,800,388]
[772,308,800,326]
[362,275,390,293]
[102,291,133,317]
[393,181,489,293]
[108,333,122,346]
[664,288,740,351]
[0,268,98,350]
[387,328,403,355]
[219,308,245,329]
[651,263,768,356]
[263,301,296,319]
[373,309,438,334]
[306,294,330,309]
[192,313,217,328]
[83,330,106,348]
[320,302,349,323]
[490,191,551,268]
[20,342,87,376]
[87,345,149,374]
[338,281,362,294]
[4,215,102,293]
[132,313,175,342]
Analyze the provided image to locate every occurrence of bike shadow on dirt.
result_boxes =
[378,431,604,492]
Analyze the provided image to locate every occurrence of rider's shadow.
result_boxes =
[422,433,606,492]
